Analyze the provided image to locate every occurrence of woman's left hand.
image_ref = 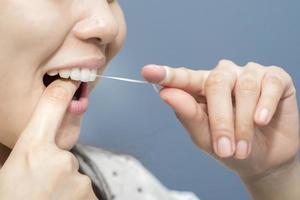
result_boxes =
[141,60,299,181]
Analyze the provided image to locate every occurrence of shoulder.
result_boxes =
[76,144,200,200]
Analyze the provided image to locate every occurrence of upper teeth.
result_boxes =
[47,68,97,82]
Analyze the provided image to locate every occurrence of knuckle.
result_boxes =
[211,118,233,135]
[218,59,232,66]
[268,65,284,72]
[206,72,228,88]
[77,174,94,195]
[237,74,259,93]
[47,84,71,102]
[178,67,189,71]
[179,67,193,88]
[267,66,295,95]
[79,174,93,188]
[168,68,177,84]
[245,62,263,70]
[245,62,259,67]
[269,65,291,79]
[58,152,78,172]
[236,124,253,138]
[265,72,285,88]
[178,67,189,77]
[212,127,233,136]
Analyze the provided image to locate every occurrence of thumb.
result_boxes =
[160,88,212,153]
[18,79,80,146]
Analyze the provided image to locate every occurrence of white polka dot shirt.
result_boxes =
[74,144,200,200]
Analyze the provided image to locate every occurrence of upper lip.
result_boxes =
[45,57,106,74]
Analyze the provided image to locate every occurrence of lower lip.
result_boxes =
[67,82,89,115]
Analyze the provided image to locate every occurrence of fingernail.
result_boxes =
[217,136,233,157]
[236,140,249,159]
[144,65,167,84]
[259,108,269,124]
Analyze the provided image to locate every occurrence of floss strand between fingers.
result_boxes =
[95,75,160,93]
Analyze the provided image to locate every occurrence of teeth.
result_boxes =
[81,68,91,82]
[89,69,97,82]
[47,68,98,82]
[70,68,81,81]
[47,70,58,76]
[59,69,71,79]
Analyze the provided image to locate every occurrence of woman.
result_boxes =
[0,0,299,199]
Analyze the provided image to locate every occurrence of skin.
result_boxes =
[0,0,299,199]
[0,80,99,199]
[0,0,126,199]
[0,0,126,152]
[142,61,300,199]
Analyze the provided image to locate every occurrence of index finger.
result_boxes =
[20,79,80,145]
[141,64,209,94]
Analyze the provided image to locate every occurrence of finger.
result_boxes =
[254,66,295,125]
[205,60,239,158]
[141,64,209,95]
[234,63,265,159]
[20,79,80,144]
[159,88,212,153]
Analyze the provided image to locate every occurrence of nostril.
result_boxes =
[95,38,102,43]
[93,37,102,47]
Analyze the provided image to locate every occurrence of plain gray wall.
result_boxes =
[80,1,300,199]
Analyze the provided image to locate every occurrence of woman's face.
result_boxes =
[0,0,126,150]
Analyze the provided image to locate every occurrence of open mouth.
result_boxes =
[41,58,104,115]
[43,73,84,100]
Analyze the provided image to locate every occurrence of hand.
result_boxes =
[0,79,97,200]
[142,60,299,181]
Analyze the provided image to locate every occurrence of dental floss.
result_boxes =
[95,75,160,93]
[97,75,148,84]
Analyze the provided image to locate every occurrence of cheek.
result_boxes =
[0,3,73,148]
[106,3,127,61]
[0,2,71,64]
[0,86,43,148]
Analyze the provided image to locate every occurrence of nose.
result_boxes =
[73,10,119,45]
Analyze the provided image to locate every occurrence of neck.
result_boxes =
[0,143,11,168]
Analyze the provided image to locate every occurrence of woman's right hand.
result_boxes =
[0,79,97,200]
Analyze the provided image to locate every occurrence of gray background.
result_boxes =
[80,1,300,199]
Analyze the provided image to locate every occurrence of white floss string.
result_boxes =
[95,75,160,93]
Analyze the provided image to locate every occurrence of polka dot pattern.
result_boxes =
[75,144,200,200]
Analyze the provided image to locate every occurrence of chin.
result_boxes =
[55,112,82,150]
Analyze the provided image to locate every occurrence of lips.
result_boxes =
[67,82,89,115]
[43,57,105,115]
[46,57,106,72]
